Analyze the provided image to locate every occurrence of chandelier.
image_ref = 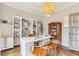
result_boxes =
[42,2,55,16]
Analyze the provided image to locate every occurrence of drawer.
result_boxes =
[1,37,13,50]
[1,38,7,50]
[7,37,13,48]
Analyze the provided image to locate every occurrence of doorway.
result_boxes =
[69,13,79,51]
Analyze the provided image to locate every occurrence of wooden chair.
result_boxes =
[47,40,61,56]
[31,46,48,56]
[47,43,59,55]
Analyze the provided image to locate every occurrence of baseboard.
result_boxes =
[14,45,20,47]
[61,45,69,50]
[1,45,20,52]
[1,48,13,52]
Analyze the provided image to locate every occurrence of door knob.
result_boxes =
[69,33,71,34]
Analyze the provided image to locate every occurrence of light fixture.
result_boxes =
[42,2,55,16]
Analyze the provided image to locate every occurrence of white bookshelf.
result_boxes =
[21,17,33,37]
[13,16,43,46]
[13,16,21,46]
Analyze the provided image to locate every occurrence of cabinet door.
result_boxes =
[7,37,13,49]
[1,38,7,50]
[13,17,20,46]
[1,37,13,50]
[56,23,61,40]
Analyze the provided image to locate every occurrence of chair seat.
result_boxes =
[47,44,58,49]
[32,47,48,56]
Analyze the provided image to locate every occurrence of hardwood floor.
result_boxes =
[1,46,79,56]
[1,46,21,56]
[0,52,1,56]
[60,48,79,56]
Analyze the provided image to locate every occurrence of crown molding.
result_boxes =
[55,3,79,12]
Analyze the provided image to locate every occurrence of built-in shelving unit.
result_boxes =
[48,22,62,40]
[38,20,43,36]
[0,16,43,51]
[0,19,13,51]
[33,20,43,37]
[33,20,37,36]
[13,17,21,46]
[22,18,32,37]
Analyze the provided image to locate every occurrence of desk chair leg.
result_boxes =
[51,48,58,56]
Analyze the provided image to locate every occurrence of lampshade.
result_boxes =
[42,2,55,16]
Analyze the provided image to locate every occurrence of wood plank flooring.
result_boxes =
[1,46,79,56]
[1,46,20,56]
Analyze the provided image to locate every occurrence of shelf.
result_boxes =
[13,17,21,46]
[48,22,61,40]
[22,18,32,37]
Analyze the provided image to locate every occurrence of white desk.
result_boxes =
[20,35,51,56]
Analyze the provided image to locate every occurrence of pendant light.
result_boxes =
[42,2,55,16]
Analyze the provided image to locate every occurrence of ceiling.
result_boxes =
[1,2,78,16]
